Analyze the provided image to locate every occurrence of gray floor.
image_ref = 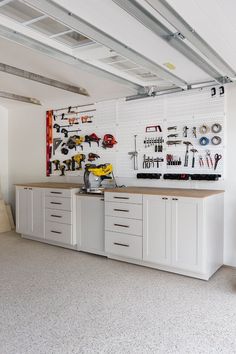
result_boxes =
[0,233,236,354]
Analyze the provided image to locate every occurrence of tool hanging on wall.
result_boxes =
[190,149,198,168]
[53,123,79,133]
[167,126,177,131]
[211,123,222,133]
[61,128,81,138]
[192,127,197,138]
[128,135,138,170]
[145,125,162,133]
[199,156,204,167]
[166,154,181,166]
[199,124,210,134]
[73,153,86,170]
[60,165,66,176]
[102,134,117,149]
[52,160,60,171]
[206,150,213,168]
[166,140,182,146]
[88,153,100,162]
[63,159,72,171]
[85,133,101,147]
[81,115,93,123]
[53,138,62,154]
[143,155,164,169]
[211,136,222,145]
[214,153,222,170]
[199,137,210,146]
[183,126,189,138]
[183,141,192,167]
[167,133,178,138]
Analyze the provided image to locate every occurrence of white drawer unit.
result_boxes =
[105,231,142,260]
[105,202,142,220]
[105,216,143,236]
[105,192,142,204]
[45,221,74,245]
[45,196,72,211]
[45,209,72,225]
[45,189,72,198]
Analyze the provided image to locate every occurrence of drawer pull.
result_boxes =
[114,242,130,247]
[50,230,62,234]
[50,191,62,195]
[172,198,178,201]
[113,208,129,212]
[162,197,168,200]
[51,215,62,218]
[50,202,62,205]
[113,196,129,200]
[114,223,129,228]
[100,198,104,201]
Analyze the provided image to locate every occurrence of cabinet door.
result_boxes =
[30,188,45,239]
[16,187,30,235]
[77,196,105,255]
[171,197,203,272]
[143,195,171,265]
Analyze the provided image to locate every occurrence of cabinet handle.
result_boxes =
[50,191,62,194]
[50,202,62,205]
[50,230,62,234]
[114,223,129,228]
[51,215,62,218]
[114,242,130,247]
[162,197,168,200]
[114,209,129,212]
[100,198,104,201]
[172,198,178,201]
[24,187,28,190]
[28,188,32,190]
[113,196,129,200]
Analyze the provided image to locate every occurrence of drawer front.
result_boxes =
[45,189,72,198]
[105,231,142,260]
[45,209,72,224]
[105,192,142,204]
[105,202,142,220]
[45,196,72,211]
[45,221,74,245]
[105,216,143,236]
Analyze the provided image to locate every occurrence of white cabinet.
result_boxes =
[16,187,44,239]
[143,195,171,265]
[76,195,105,256]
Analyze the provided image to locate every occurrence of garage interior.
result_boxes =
[1,0,236,353]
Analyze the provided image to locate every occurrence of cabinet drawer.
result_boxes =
[45,196,72,211]
[105,216,143,236]
[105,231,142,260]
[105,192,142,204]
[45,189,72,198]
[45,221,74,245]
[105,202,142,220]
[45,209,72,224]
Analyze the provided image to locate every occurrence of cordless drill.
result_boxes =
[63,159,72,171]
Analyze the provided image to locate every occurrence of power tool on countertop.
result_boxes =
[73,153,86,170]
[82,163,116,194]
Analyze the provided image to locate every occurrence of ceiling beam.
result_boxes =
[0,62,89,96]
[23,0,188,89]
[146,0,236,79]
[0,24,142,92]
[112,0,230,84]
[0,90,41,105]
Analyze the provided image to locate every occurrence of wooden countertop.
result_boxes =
[15,182,82,189]
[105,187,224,198]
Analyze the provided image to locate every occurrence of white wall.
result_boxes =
[6,84,236,266]
[0,105,9,202]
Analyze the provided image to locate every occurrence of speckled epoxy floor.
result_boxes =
[0,232,236,354]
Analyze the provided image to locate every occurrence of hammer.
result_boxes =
[183,141,192,167]
[190,148,198,168]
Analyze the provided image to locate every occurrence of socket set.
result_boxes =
[144,137,164,152]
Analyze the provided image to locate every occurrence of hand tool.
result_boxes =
[53,138,62,154]
[61,128,80,138]
[52,160,60,171]
[214,153,222,170]
[190,148,198,168]
[211,136,222,145]
[166,140,182,146]
[206,150,213,168]
[63,159,72,171]
[60,165,66,176]
[128,135,138,170]
[81,115,93,123]
[192,127,197,138]
[71,156,76,171]
[166,154,181,166]
[167,133,178,138]
[211,123,222,133]
[199,156,204,167]
[143,155,163,169]
[199,137,209,146]
[157,137,164,152]
[199,124,210,134]
[53,123,79,133]
[167,126,177,130]
[73,153,86,170]
[88,153,100,162]
[145,125,162,133]
[183,141,192,167]
[183,126,189,138]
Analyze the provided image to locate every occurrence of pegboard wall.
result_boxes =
[46,86,225,183]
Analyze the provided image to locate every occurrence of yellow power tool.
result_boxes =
[83,163,114,192]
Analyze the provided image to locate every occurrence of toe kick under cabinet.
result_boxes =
[16,185,79,248]
[105,190,224,280]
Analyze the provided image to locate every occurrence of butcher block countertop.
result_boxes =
[105,187,224,198]
[15,182,82,189]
